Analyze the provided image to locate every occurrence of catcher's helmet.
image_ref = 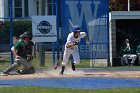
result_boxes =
[72,25,81,32]
[20,31,33,40]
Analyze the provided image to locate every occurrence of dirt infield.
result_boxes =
[0,68,140,80]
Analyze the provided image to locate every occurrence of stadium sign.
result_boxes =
[32,16,57,42]
[61,0,109,59]
[37,21,52,34]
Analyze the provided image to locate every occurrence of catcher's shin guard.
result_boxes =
[3,64,18,74]
[3,67,13,74]
[3,66,14,74]
[60,66,65,75]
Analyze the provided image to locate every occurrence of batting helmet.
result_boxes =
[72,25,81,32]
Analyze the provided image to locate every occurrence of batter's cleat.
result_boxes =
[71,63,75,71]
[60,66,65,75]
[60,71,64,75]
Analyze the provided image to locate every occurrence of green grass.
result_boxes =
[0,86,139,93]
[0,54,140,71]
[0,56,11,70]
[0,55,54,70]
[77,59,91,68]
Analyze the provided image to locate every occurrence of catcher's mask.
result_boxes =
[20,31,33,40]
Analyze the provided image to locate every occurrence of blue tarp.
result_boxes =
[0,77,140,89]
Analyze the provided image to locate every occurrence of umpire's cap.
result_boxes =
[72,25,81,32]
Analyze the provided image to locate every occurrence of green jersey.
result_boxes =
[136,45,140,53]
[120,44,132,56]
[14,40,27,58]
[14,40,33,58]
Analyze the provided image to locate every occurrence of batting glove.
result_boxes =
[74,41,79,45]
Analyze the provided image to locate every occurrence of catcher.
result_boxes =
[1,31,35,75]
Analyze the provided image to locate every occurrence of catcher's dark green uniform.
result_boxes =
[120,44,132,56]
[120,39,137,65]
[2,37,35,75]
[14,40,34,68]
[136,45,140,53]
[136,45,140,65]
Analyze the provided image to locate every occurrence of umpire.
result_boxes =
[1,31,35,75]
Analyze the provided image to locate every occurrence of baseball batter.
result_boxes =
[60,25,90,75]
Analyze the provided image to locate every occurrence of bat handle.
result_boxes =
[54,62,60,70]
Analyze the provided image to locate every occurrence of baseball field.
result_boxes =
[0,55,140,93]
[0,87,140,93]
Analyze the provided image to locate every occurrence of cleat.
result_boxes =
[17,67,35,75]
[71,63,75,71]
[17,70,24,74]
[0,73,8,76]
[60,66,65,75]
[60,71,63,75]
[0,72,8,76]
[54,65,58,70]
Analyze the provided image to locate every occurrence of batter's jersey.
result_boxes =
[65,32,86,49]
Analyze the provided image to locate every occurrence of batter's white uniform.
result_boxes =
[62,32,86,66]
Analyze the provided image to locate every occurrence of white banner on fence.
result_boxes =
[32,16,57,42]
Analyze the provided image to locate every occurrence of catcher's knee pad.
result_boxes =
[8,62,20,70]
[13,61,20,68]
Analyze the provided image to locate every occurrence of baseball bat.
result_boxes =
[69,19,74,27]
[69,19,74,32]
[54,61,60,70]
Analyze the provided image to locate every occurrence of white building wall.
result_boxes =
[0,0,4,18]
[29,0,49,16]
[0,0,49,18]
[4,0,9,18]
[0,0,11,18]
[45,1,48,15]
[29,0,37,16]
[22,0,25,17]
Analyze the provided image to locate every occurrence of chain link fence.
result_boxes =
[0,19,63,71]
